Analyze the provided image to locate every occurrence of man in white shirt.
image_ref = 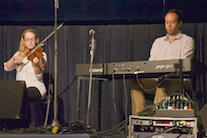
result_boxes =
[131,9,195,115]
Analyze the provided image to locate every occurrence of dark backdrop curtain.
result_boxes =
[0,23,206,130]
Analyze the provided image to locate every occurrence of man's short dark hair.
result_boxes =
[166,9,183,22]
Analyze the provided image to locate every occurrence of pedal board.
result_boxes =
[128,115,197,138]
[155,109,195,117]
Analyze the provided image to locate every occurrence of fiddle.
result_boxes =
[26,47,46,68]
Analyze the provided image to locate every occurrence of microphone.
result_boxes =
[89,29,96,52]
[89,29,96,35]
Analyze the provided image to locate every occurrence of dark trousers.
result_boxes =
[27,87,41,102]
[26,87,45,128]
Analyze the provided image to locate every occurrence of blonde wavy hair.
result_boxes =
[18,29,39,57]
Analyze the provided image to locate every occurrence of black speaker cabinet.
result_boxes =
[0,80,28,119]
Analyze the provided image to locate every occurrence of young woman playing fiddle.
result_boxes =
[4,29,47,102]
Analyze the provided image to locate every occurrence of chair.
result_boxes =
[29,72,53,128]
[42,72,53,127]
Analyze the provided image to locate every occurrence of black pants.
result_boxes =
[26,87,41,102]
[26,87,45,128]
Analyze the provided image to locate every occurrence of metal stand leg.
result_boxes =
[76,76,108,121]
[43,82,53,127]
[76,76,81,121]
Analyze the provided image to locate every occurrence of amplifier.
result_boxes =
[0,80,28,119]
[128,115,197,138]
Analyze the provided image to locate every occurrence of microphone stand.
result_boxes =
[51,0,60,127]
[86,29,96,126]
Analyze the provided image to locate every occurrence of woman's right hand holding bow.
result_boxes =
[13,55,23,64]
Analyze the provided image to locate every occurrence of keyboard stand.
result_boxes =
[76,76,108,121]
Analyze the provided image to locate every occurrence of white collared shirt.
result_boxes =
[4,51,47,96]
[149,31,195,61]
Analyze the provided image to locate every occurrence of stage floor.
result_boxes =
[0,126,98,138]
[0,133,97,138]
